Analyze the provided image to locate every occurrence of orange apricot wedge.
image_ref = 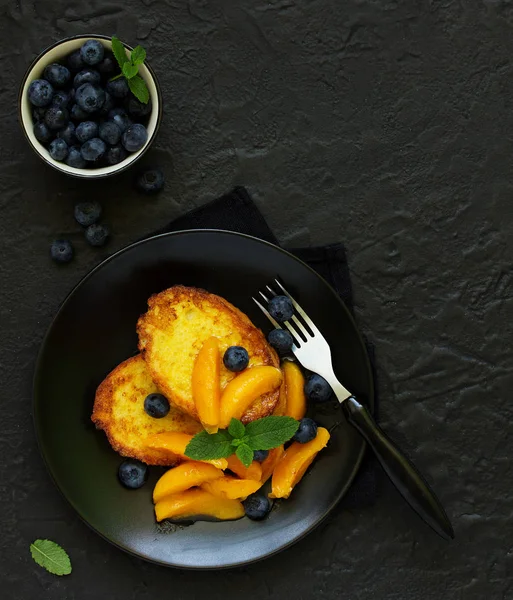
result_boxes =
[270,427,330,499]
[155,488,244,522]
[272,380,287,416]
[192,337,220,433]
[146,432,228,470]
[260,445,285,483]
[225,455,262,481]
[219,366,282,428]
[283,361,306,420]
[153,461,223,503]
[201,475,261,500]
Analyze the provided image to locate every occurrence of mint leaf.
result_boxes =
[111,36,128,68]
[122,62,139,79]
[128,74,150,104]
[185,430,233,460]
[131,45,147,66]
[228,418,245,439]
[245,416,299,450]
[236,443,254,467]
[30,540,71,576]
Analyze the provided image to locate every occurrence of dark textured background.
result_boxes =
[2,0,512,598]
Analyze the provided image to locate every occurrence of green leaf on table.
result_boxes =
[185,430,233,460]
[122,62,139,80]
[245,416,299,450]
[228,418,245,439]
[235,443,254,468]
[30,540,72,576]
[111,36,129,68]
[131,45,147,66]
[128,74,150,104]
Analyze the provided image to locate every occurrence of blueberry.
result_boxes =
[28,79,54,107]
[33,121,52,143]
[50,239,73,263]
[293,418,318,444]
[85,223,110,246]
[76,120,99,143]
[253,449,269,463]
[75,83,105,113]
[65,145,87,168]
[70,103,88,121]
[135,167,164,194]
[67,50,84,72]
[106,77,129,98]
[99,121,121,145]
[43,63,70,88]
[121,123,148,152]
[304,374,333,403]
[73,68,101,88]
[243,493,271,521]
[223,346,250,372]
[80,39,105,66]
[125,94,152,119]
[144,393,170,419]
[105,144,128,165]
[74,201,102,226]
[58,122,77,146]
[32,106,47,122]
[97,52,116,77]
[44,106,69,130]
[110,110,132,133]
[48,138,68,161]
[99,92,115,116]
[118,459,148,489]
[80,137,106,162]
[268,329,294,354]
[51,90,71,108]
[268,295,294,322]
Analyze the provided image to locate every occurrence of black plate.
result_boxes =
[33,230,374,569]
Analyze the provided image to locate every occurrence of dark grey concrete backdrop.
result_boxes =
[1,0,512,598]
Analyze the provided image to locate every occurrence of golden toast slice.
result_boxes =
[137,285,280,423]
[91,354,201,465]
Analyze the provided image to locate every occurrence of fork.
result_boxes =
[253,279,454,540]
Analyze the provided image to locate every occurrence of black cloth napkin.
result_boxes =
[149,186,378,509]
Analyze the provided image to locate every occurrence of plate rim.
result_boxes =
[33,228,374,569]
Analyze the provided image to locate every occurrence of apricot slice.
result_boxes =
[219,366,282,428]
[192,337,221,433]
[283,361,307,420]
[155,488,244,522]
[260,445,285,483]
[153,461,223,503]
[146,432,228,470]
[226,455,262,481]
[273,380,287,416]
[202,476,261,500]
[270,427,330,499]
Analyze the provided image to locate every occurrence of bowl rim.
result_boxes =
[18,34,163,179]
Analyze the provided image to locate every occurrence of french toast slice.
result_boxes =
[92,354,202,465]
[137,285,280,423]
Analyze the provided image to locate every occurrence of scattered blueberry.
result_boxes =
[223,346,250,372]
[50,240,73,263]
[268,295,294,322]
[51,90,71,108]
[243,493,271,521]
[118,459,148,489]
[67,50,84,72]
[110,109,132,133]
[28,79,54,107]
[97,52,116,77]
[99,121,121,145]
[75,83,105,113]
[121,123,148,152]
[73,68,101,88]
[48,138,68,161]
[253,450,269,463]
[80,39,105,66]
[293,418,318,444]
[32,106,47,122]
[44,106,69,130]
[106,77,129,98]
[105,145,128,165]
[85,223,110,246]
[65,145,87,168]
[144,393,170,419]
[33,121,52,143]
[99,92,114,116]
[76,120,99,143]
[304,374,333,403]
[268,329,294,354]
[80,137,106,161]
[125,95,152,119]
[135,167,164,194]
[74,201,102,227]
[43,63,70,88]
[58,122,77,146]
[70,103,88,121]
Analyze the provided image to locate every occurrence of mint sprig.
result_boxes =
[30,539,72,576]
[185,416,299,467]
[110,36,150,104]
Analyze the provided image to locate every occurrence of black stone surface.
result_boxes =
[2,1,512,598]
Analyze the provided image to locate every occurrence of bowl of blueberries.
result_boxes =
[19,34,162,178]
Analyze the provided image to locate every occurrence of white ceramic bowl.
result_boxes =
[19,35,162,178]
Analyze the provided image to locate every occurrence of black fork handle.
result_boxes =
[342,396,454,540]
